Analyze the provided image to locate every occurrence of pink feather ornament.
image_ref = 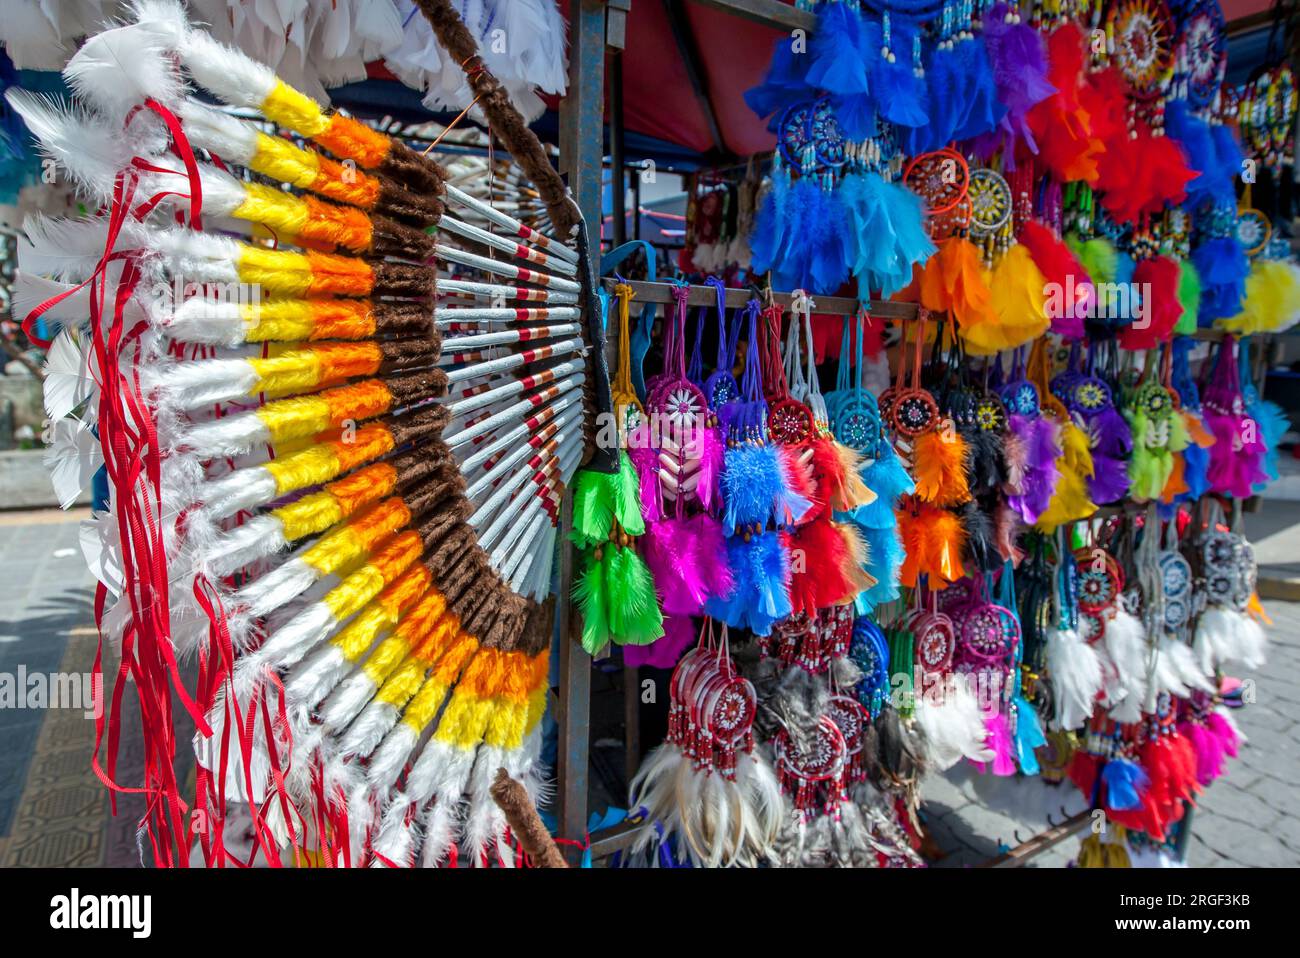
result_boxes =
[977,712,1018,776]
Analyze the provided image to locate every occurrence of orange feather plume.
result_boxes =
[913,426,972,506]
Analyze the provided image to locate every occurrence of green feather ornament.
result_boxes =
[573,544,663,655]
[574,546,610,654]
[571,451,645,548]
[603,546,663,647]
[1175,259,1201,336]
[1070,236,1119,287]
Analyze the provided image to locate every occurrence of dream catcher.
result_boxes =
[1056,343,1133,505]
[1074,545,1125,643]
[1185,498,1262,678]
[966,166,1015,265]
[1173,0,1227,110]
[629,620,781,868]
[777,95,850,172]
[904,146,971,239]
[702,276,741,410]
[1235,205,1272,258]
[1124,369,1189,502]
[1106,0,1177,107]
[889,316,941,444]
[571,285,660,656]
[828,316,913,612]
[611,282,646,439]
[909,596,958,676]
[999,349,1063,526]
[763,303,816,446]
[773,709,850,844]
[21,1,618,868]
[1200,337,1267,498]
[629,285,730,620]
[850,616,892,718]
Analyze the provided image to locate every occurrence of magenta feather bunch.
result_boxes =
[981,712,1018,776]
[692,419,726,511]
[627,425,663,521]
[641,513,733,617]
[1180,720,1223,786]
[1204,409,1268,498]
[623,613,696,669]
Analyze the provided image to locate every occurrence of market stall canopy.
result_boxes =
[332,0,1291,169]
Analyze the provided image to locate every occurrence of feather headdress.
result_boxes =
[24,1,607,868]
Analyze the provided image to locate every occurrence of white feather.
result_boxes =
[78,509,123,596]
[43,417,102,510]
[236,555,319,619]
[178,410,272,458]
[338,699,401,760]
[914,675,995,769]
[65,20,188,121]
[19,215,110,283]
[1045,626,1103,731]
[42,327,99,423]
[1193,605,1238,674]
[163,296,249,346]
[320,671,382,733]
[204,515,288,578]
[4,90,128,200]
[367,722,419,792]
[0,1,72,69]
[176,99,259,163]
[1162,637,1214,693]
[178,20,280,109]
[1103,606,1150,716]
[370,794,418,866]
[148,356,259,411]
[285,643,353,710]
[193,468,279,525]
[1229,614,1267,670]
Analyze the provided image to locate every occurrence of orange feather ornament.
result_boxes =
[913,425,972,506]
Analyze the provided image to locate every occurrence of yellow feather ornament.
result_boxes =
[1219,259,1300,335]
[963,245,1050,356]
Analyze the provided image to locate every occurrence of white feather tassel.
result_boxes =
[1045,626,1103,731]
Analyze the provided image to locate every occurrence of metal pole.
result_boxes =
[555,0,609,863]
[611,49,627,248]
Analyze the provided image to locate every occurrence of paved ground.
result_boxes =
[922,597,1300,869]
[0,507,1295,867]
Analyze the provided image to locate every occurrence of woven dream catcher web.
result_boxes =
[12,0,612,868]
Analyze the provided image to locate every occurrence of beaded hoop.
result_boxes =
[1176,0,1228,110]
[960,602,1022,662]
[1107,0,1176,103]
[903,147,969,216]
[912,609,957,673]
[1075,546,1124,615]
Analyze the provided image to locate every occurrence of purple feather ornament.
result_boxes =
[974,3,1056,167]
[1084,403,1132,460]
[1086,447,1132,506]
[1004,412,1061,524]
